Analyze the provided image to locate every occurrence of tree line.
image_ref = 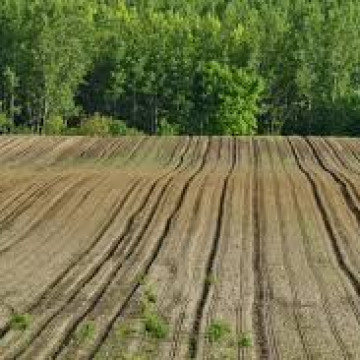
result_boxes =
[1,0,360,136]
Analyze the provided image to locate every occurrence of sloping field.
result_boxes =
[0,136,359,360]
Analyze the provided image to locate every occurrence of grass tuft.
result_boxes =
[143,311,169,339]
[10,313,31,331]
[238,332,253,348]
[206,320,231,343]
[76,321,96,343]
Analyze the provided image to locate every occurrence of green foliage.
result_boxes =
[0,112,12,133]
[189,61,263,135]
[157,119,180,135]
[12,125,33,135]
[1,0,360,135]
[206,320,232,343]
[143,311,169,339]
[140,283,169,339]
[238,333,253,348]
[81,114,111,136]
[80,114,143,136]
[75,321,96,343]
[45,115,65,135]
[10,313,31,331]
[109,119,144,136]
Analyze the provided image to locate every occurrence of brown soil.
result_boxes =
[0,135,359,360]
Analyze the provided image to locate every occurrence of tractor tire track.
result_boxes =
[267,139,311,359]
[58,138,211,360]
[0,176,92,256]
[1,138,195,358]
[305,137,360,225]
[188,137,236,359]
[276,139,357,359]
[287,138,360,308]
[252,138,279,360]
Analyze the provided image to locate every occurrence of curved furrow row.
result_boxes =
[0,176,93,255]
[275,138,360,358]
[0,137,42,164]
[194,138,256,360]
[252,138,280,360]
[323,138,360,176]
[343,139,360,166]
[158,138,226,360]
[188,137,236,359]
[305,138,360,223]
[6,138,65,167]
[0,174,66,233]
[48,138,211,360]
[317,138,360,193]
[0,174,122,329]
[287,138,360,313]
[266,139,311,359]
[0,138,192,358]
[289,138,360,275]
[0,137,35,162]
[0,178,144,358]
[87,137,224,360]
[0,137,193,358]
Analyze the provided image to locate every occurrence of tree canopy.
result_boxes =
[0,0,359,136]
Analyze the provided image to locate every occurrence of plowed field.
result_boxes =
[0,136,359,360]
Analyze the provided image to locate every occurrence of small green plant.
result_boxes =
[143,311,169,339]
[117,322,138,339]
[144,286,157,304]
[76,321,96,343]
[135,273,147,285]
[206,320,231,343]
[205,273,219,286]
[139,283,169,339]
[10,313,31,331]
[238,332,253,348]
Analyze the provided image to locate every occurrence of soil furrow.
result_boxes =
[267,139,311,359]
[1,139,193,357]
[288,138,360,302]
[275,138,358,359]
[188,137,236,359]
[5,138,198,358]
[305,137,360,225]
[1,138,191,345]
[0,176,91,256]
[0,179,138,341]
[252,138,277,360]
[70,138,211,360]
[0,175,65,229]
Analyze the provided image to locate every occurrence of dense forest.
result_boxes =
[0,0,360,136]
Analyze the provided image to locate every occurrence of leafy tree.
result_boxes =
[189,61,263,135]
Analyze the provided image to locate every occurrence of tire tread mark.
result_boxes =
[82,138,211,359]
[267,140,311,360]
[289,164,352,359]
[4,139,193,356]
[305,137,360,225]
[0,176,91,256]
[188,137,236,359]
[288,138,360,307]
[252,138,278,360]
[28,137,194,358]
